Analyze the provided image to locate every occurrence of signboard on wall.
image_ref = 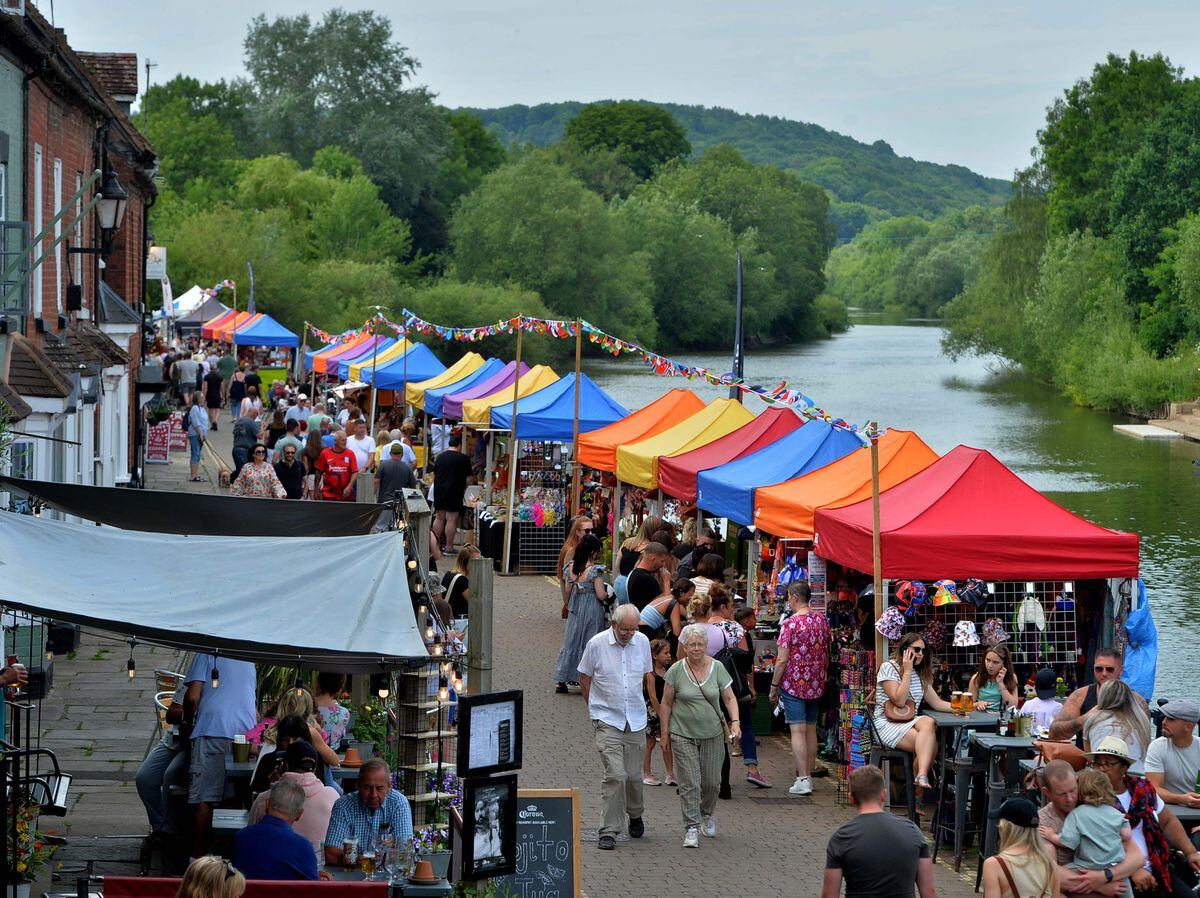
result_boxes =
[145,246,167,281]
[146,422,170,464]
[168,411,187,451]
[807,550,827,610]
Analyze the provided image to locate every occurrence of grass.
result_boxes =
[90,650,109,661]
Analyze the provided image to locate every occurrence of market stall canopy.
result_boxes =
[227,313,300,348]
[406,353,486,409]
[813,445,1140,580]
[368,343,448,390]
[753,429,938,539]
[312,335,391,376]
[442,361,528,420]
[462,365,558,425]
[616,398,755,490]
[329,336,397,380]
[344,338,412,380]
[201,309,237,340]
[152,284,206,321]
[489,372,629,441]
[657,407,805,502]
[215,311,261,343]
[172,295,229,329]
[696,421,864,525]
[0,477,385,536]
[424,358,505,418]
[577,389,705,473]
[304,332,372,373]
[0,513,425,668]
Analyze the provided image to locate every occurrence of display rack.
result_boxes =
[834,646,875,800]
[396,662,459,827]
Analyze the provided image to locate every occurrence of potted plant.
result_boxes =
[348,699,387,760]
[413,770,461,878]
[7,803,56,897]
[412,824,451,878]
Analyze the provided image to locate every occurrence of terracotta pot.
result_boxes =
[342,747,363,767]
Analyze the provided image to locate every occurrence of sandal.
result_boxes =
[914,773,932,789]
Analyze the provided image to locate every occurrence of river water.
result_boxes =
[586,318,1197,697]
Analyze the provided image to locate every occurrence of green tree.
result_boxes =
[243,9,449,213]
[448,153,657,343]
[564,101,691,180]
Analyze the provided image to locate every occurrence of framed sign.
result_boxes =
[492,788,580,898]
[459,774,518,880]
[456,689,523,777]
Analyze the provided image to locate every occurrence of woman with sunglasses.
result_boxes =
[873,632,954,789]
[231,443,287,498]
[273,443,305,500]
[556,516,595,617]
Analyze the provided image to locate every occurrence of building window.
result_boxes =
[53,158,62,313]
[32,144,42,314]
[8,441,34,513]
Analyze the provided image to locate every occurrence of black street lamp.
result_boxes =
[95,167,128,232]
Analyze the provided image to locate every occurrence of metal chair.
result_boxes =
[144,690,176,759]
[866,707,918,823]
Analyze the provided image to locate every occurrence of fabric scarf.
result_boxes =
[1120,774,1172,892]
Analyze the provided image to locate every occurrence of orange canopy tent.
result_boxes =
[753,429,938,539]
[308,333,374,376]
[577,389,705,473]
[615,398,755,489]
[214,312,261,343]
[201,309,236,340]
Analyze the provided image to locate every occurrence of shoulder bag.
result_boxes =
[714,629,751,703]
[880,661,916,723]
[1022,738,1087,789]
[689,659,732,743]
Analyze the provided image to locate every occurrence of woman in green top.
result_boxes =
[968,645,1020,711]
[659,623,742,849]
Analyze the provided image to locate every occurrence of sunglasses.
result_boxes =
[1089,757,1124,769]
[225,862,238,880]
[1094,665,1117,674]
[252,450,266,456]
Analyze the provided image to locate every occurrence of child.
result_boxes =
[967,644,1020,711]
[1022,667,1065,733]
[642,639,676,787]
[1043,768,1132,897]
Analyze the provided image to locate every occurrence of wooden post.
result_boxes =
[230,284,238,359]
[570,321,582,517]
[869,421,885,663]
[466,555,494,693]
[501,323,523,576]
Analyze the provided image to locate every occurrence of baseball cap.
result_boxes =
[987,797,1038,828]
[1162,699,1200,723]
[285,739,320,772]
[1034,667,1057,700]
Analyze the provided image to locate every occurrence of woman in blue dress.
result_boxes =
[554,535,610,693]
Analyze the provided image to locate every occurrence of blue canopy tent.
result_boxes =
[489,372,628,440]
[333,338,398,380]
[368,343,447,389]
[423,358,505,418]
[234,313,301,348]
[695,421,865,524]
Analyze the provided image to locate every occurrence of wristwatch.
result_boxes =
[1104,868,1113,883]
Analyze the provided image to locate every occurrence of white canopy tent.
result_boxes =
[0,514,427,670]
[151,284,207,322]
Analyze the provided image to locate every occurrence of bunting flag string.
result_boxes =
[308,308,862,433]
[199,278,236,298]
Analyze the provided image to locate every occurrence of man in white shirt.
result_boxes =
[577,605,652,851]
[285,394,310,426]
[345,418,376,473]
[378,429,417,468]
[1145,699,1200,809]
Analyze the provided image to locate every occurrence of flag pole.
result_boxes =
[501,319,523,576]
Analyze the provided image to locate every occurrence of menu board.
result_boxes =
[146,421,170,464]
[169,411,188,451]
[491,789,579,898]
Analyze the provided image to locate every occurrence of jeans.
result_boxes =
[135,736,188,833]
[739,698,758,765]
[592,721,645,837]
[231,446,249,481]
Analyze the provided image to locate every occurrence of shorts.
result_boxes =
[188,433,204,463]
[188,736,230,804]
[779,690,819,725]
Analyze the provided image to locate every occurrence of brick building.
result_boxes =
[0,1,155,488]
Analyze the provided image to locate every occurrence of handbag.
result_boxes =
[884,698,917,723]
[714,629,751,703]
[1022,738,1087,790]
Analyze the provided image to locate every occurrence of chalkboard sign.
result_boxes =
[490,788,579,898]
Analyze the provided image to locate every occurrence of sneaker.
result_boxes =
[665,775,677,786]
[746,770,772,789]
[598,834,616,850]
[701,815,716,838]
[683,826,700,848]
[628,817,644,839]
[642,776,662,786]
[788,776,813,796]
[566,682,583,694]
[555,683,569,694]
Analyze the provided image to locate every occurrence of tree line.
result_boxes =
[140,9,844,358]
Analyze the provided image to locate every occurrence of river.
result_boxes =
[586,317,1197,697]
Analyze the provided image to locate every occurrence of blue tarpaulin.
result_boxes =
[489,372,628,441]
[424,359,505,418]
[229,313,300,348]
[695,421,864,524]
[367,343,447,389]
[1122,579,1158,701]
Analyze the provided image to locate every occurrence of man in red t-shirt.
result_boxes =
[314,430,358,501]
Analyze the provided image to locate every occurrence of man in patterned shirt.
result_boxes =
[768,582,831,796]
[323,759,412,865]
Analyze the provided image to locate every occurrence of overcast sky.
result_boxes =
[48,0,1200,178]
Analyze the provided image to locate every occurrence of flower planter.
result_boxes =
[348,740,375,761]
[8,883,32,898]
[423,850,451,879]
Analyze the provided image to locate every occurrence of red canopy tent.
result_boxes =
[657,407,805,502]
[813,445,1139,580]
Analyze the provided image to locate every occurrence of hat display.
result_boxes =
[875,606,905,641]
[1017,594,1047,631]
[982,617,1009,647]
[988,797,1039,828]
[932,580,959,607]
[953,620,980,647]
[1084,736,1136,766]
[895,580,928,616]
[1162,699,1200,723]
[1034,667,1058,701]
[958,578,989,608]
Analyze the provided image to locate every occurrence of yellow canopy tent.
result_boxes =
[615,398,754,489]
[461,365,559,425]
[347,339,412,381]
[405,353,486,409]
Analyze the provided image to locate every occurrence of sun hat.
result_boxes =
[1162,699,1200,723]
[1034,667,1058,700]
[932,579,959,607]
[952,619,980,647]
[982,617,1009,647]
[987,797,1038,828]
[1085,736,1136,766]
[875,606,905,641]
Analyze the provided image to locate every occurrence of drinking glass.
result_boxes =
[359,849,377,881]
[378,832,397,883]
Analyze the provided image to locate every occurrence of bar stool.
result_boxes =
[931,751,984,871]
[867,711,919,823]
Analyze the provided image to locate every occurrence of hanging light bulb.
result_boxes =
[417,599,429,618]
[440,660,451,675]
[377,681,390,700]
[408,559,418,571]
[45,638,54,663]
[127,639,136,680]
[437,676,449,703]
[432,638,444,657]
[425,622,434,640]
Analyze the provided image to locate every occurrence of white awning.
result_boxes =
[0,513,427,669]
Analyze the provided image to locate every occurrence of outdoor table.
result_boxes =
[320,867,451,896]
[970,733,1038,877]
[924,710,998,871]
[1166,803,1200,827]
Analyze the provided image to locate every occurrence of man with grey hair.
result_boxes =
[577,604,653,850]
[233,778,330,880]
[324,758,413,865]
